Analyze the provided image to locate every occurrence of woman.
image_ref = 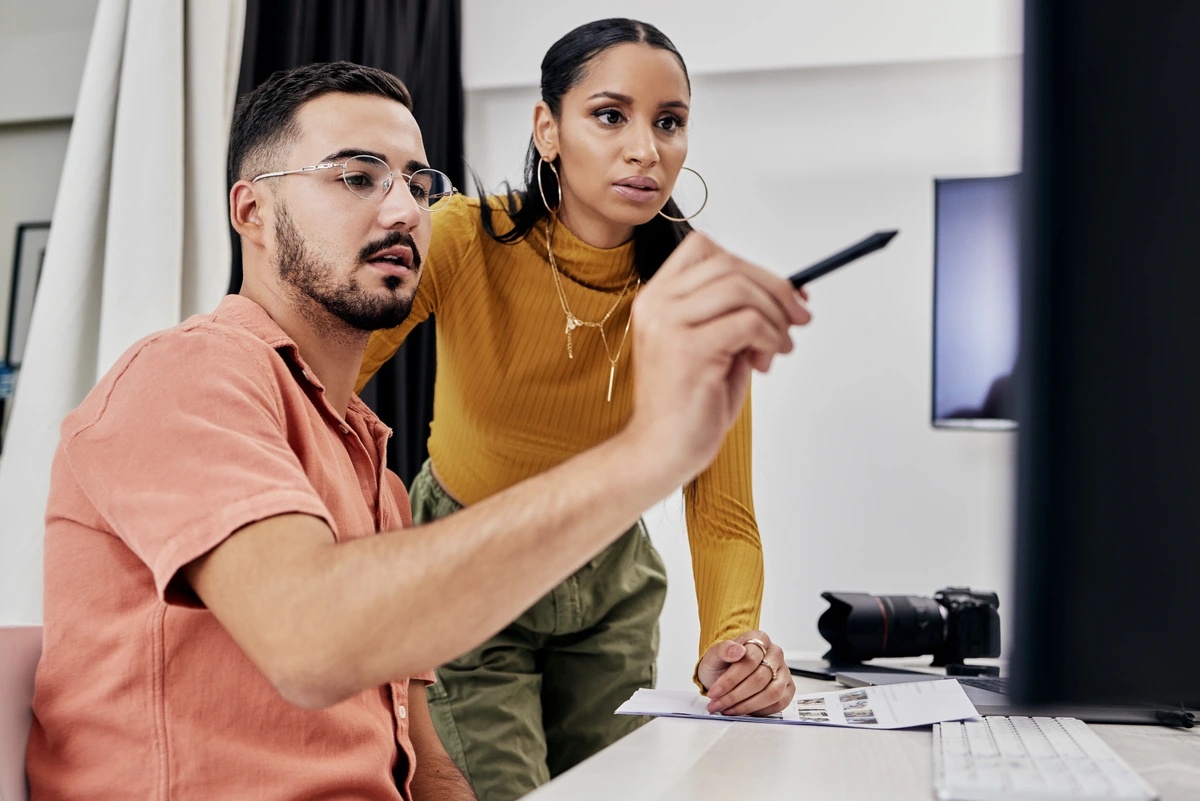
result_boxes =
[357,18,798,801]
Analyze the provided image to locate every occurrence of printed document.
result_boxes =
[616,678,978,729]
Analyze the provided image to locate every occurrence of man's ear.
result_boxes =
[532,101,558,162]
[230,180,268,247]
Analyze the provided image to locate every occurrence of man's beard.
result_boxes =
[274,204,419,332]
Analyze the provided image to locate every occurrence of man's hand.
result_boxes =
[697,630,796,716]
[625,232,811,484]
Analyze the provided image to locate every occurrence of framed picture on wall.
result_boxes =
[6,220,51,368]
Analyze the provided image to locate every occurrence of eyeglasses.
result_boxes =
[252,154,457,211]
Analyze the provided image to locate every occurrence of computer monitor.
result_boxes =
[931,175,1020,430]
[1011,1,1200,709]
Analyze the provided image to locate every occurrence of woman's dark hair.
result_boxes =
[228,61,413,190]
[478,18,693,281]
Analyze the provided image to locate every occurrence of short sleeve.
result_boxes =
[61,326,333,603]
[411,671,437,686]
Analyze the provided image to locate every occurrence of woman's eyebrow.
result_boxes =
[585,91,690,112]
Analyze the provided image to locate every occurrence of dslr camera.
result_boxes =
[818,586,1000,666]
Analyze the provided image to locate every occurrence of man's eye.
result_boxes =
[409,183,431,200]
[344,173,373,188]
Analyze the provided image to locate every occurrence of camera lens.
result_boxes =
[819,591,948,663]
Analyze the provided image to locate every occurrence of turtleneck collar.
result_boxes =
[524,215,637,291]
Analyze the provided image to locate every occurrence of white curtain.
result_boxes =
[0,0,246,624]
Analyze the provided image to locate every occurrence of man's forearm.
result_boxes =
[316,427,680,696]
[409,752,476,801]
[412,753,472,796]
[406,686,477,800]
[194,426,681,708]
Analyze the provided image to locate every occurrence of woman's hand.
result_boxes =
[696,629,796,716]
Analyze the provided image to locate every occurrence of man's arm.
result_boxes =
[184,430,674,707]
[406,685,475,801]
[183,232,810,709]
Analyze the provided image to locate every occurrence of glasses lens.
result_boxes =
[409,169,455,211]
[342,156,391,199]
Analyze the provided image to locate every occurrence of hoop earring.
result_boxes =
[536,157,562,214]
[657,166,708,222]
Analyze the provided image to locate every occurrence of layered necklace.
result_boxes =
[543,218,640,402]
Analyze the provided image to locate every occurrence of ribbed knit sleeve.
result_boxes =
[684,389,762,659]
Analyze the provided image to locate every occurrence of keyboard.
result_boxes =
[955,676,1009,694]
[933,716,1158,801]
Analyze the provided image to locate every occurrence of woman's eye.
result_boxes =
[594,109,624,125]
[657,115,685,132]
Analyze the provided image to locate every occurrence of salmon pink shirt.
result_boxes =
[27,295,433,800]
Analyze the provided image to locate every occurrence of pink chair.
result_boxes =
[0,627,41,801]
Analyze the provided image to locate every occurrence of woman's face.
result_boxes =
[538,42,691,248]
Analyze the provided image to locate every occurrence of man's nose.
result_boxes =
[377,178,423,230]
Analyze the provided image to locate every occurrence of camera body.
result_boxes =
[818,586,1001,666]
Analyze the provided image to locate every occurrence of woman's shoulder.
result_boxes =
[479,191,526,238]
[434,193,481,231]
[434,193,521,234]
[438,191,522,213]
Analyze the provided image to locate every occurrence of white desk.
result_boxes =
[526,674,1200,801]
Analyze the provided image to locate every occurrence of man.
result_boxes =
[26,62,808,800]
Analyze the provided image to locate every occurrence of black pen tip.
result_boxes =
[877,230,899,244]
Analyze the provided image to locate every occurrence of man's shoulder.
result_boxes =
[64,314,286,436]
[119,313,280,378]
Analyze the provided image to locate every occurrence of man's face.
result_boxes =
[262,92,434,332]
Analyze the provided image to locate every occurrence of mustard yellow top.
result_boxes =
[357,195,762,656]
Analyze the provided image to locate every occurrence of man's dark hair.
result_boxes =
[227,61,413,190]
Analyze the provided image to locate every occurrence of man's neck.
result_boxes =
[239,285,368,418]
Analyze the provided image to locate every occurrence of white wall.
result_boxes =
[0,2,97,124]
[462,2,1023,688]
[462,0,1021,89]
[0,0,99,358]
[0,124,71,360]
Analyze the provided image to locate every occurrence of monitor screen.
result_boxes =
[1011,1,1200,710]
[931,175,1020,430]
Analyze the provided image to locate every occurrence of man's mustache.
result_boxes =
[360,232,422,270]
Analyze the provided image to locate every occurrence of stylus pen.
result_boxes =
[788,230,899,288]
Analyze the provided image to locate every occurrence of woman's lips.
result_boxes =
[613,183,659,203]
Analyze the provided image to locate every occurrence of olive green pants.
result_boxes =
[410,460,668,801]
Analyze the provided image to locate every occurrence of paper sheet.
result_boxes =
[616,678,979,729]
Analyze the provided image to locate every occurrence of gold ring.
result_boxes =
[744,638,768,659]
[760,660,779,681]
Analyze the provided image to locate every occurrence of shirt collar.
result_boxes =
[210,295,383,425]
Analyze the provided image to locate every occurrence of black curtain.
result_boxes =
[228,0,464,486]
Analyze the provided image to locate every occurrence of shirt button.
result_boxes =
[397,705,407,719]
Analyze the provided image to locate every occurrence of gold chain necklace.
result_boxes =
[544,219,640,402]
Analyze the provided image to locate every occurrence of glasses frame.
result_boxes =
[251,155,458,211]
